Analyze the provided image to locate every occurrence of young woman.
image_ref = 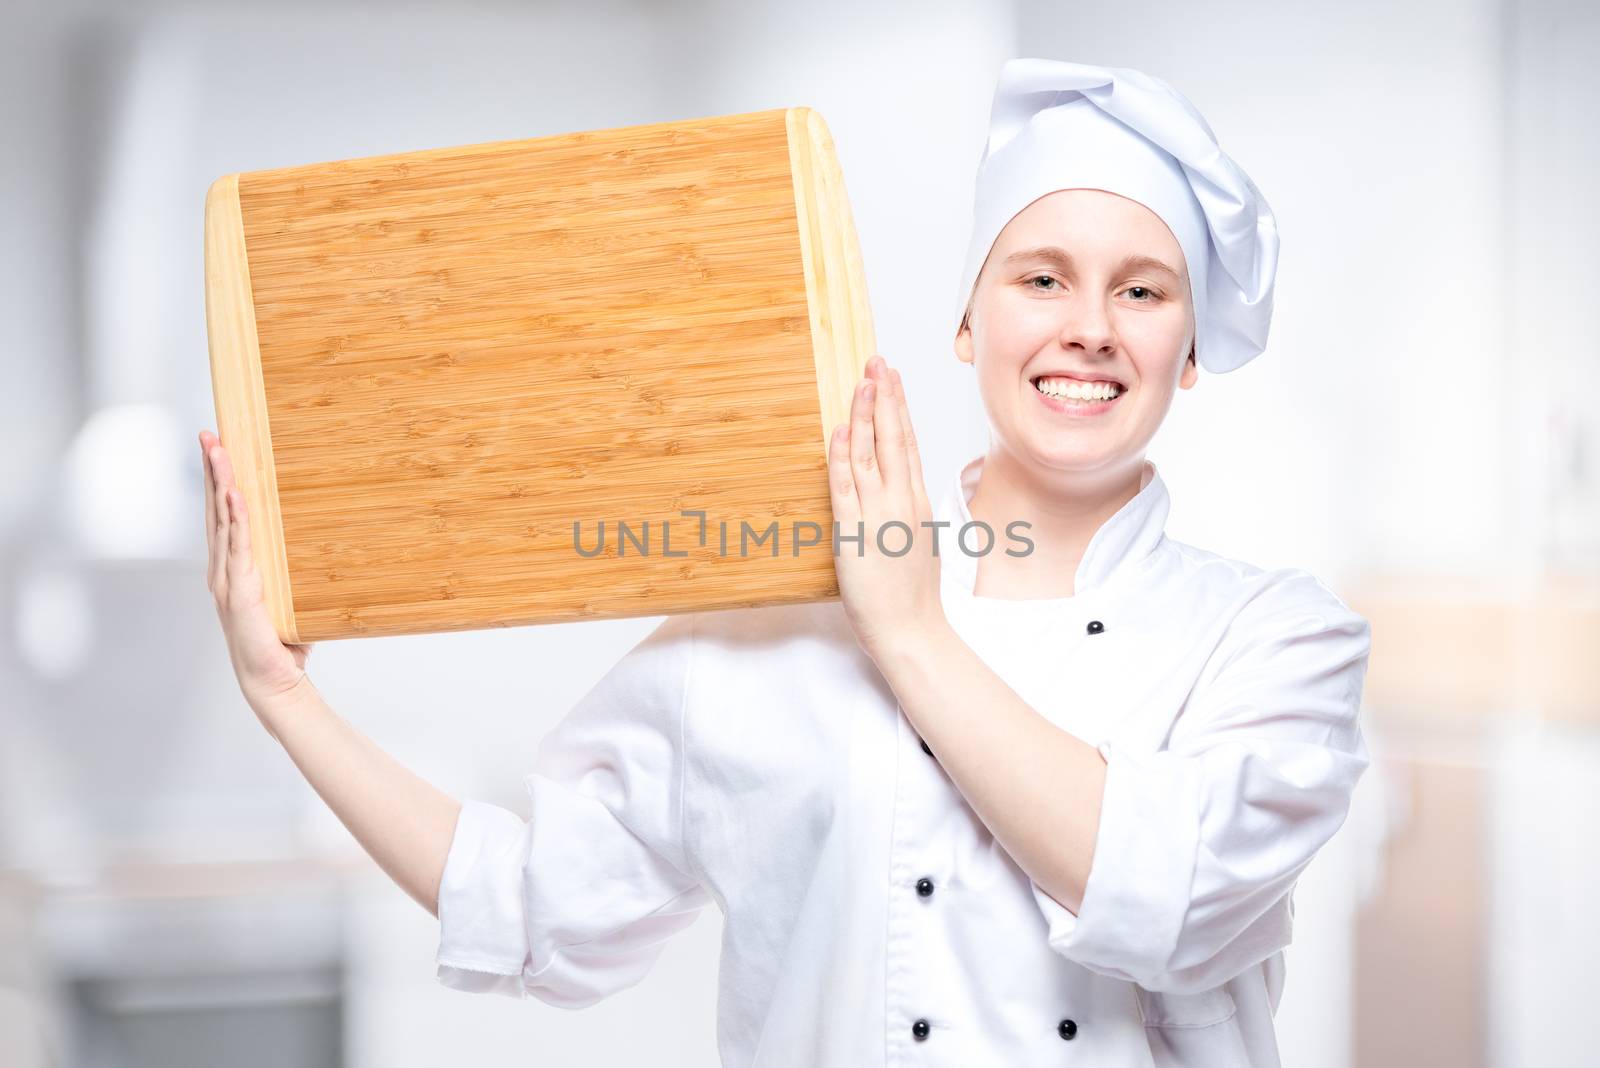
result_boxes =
[202,60,1370,1067]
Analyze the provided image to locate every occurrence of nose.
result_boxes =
[1055,292,1116,357]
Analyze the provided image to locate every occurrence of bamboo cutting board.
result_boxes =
[205,107,875,644]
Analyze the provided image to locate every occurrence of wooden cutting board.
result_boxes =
[205,107,874,643]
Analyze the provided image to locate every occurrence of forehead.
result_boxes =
[993,188,1185,267]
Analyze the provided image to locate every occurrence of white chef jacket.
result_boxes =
[433,451,1373,1067]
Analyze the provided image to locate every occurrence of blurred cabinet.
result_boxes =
[31,857,352,1068]
[1350,571,1600,1068]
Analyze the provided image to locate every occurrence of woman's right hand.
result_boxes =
[201,429,315,712]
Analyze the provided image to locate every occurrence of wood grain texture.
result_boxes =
[205,107,875,642]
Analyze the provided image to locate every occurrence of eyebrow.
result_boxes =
[1001,246,1183,282]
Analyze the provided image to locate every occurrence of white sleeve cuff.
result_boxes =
[1030,739,1204,987]
[434,798,535,994]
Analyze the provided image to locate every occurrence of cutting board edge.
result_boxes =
[232,106,797,188]
[787,106,876,470]
[290,576,847,643]
[203,172,301,645]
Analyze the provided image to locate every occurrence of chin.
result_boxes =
[1016,433,1123,474]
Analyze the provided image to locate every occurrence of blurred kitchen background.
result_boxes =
[2,0,1595,1065]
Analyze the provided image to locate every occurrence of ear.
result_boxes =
[1179,344,1199,390]
[954,312,975,366]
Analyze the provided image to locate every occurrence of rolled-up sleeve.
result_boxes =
[1031,572,1372,994]
[434,613,711,1008]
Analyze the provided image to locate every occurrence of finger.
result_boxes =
[850,374,880,496]
[231,483,253,562]
[201,435,217,580]
[209,444,230,592]
[225,487,252,588]
[892,369,931,524]
[212,439,237,491]
[873,358,909,496]
[213,443,244,545]
[827,422,861,528]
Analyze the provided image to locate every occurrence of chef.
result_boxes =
[433,58,1372,1067]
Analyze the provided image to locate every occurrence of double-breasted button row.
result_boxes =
[906,1017,1079,1042]
[911,876,934,1042]
[904,709,1081,1049]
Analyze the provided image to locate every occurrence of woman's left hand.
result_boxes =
[828,354,947,665]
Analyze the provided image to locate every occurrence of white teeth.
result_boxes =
[1034,377,1122,401]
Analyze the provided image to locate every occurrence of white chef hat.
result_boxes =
[954,58,1280,374]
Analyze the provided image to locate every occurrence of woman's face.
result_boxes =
[955,188,1198,479]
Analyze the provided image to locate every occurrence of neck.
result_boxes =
[965,448,1146,599]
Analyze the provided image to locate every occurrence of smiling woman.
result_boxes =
[939,56,1279,604]
[956,188,1199,484]
[806,58,1364,1068]
[427,58,1367,1068]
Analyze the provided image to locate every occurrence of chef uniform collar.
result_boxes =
[935,452,1170,603]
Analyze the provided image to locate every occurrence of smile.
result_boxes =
[1031,375,1125,416]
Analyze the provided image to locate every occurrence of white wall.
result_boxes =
[1502,0,1600,571]
[1489,5,1600,1065]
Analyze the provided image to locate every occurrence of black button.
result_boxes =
[1086,620,1104,635]
[919,737,933,757]
[912,1019,931,1041]
[1058,1018,1078,1040]
[916,877,934,897]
